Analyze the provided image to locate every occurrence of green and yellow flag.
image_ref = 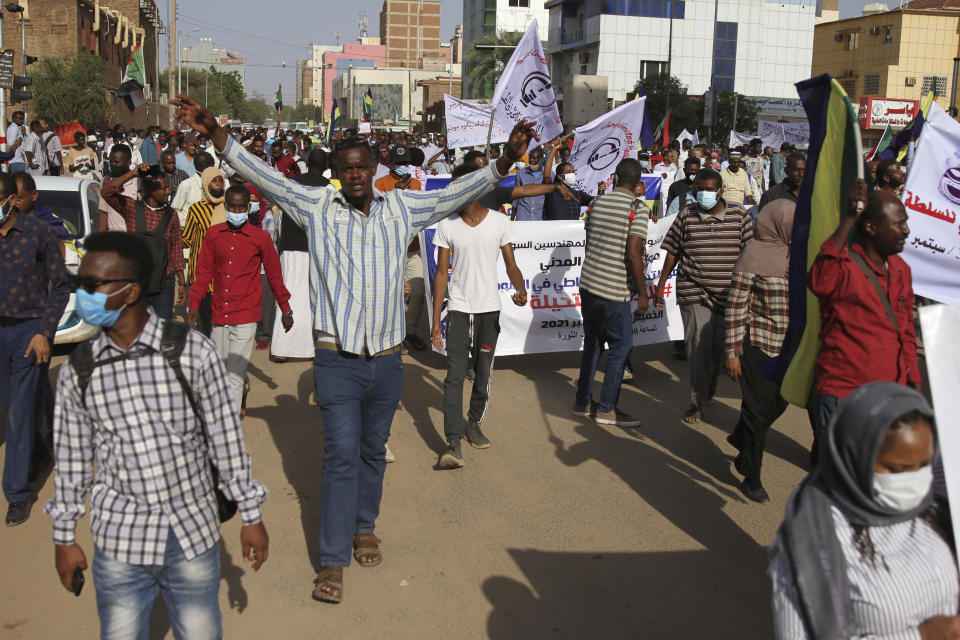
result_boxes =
[118,46,146,111]
[363,88,373,123]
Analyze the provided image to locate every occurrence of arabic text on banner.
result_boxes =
[443,94,510,149]
[489,20,563,152]
[420,219,683,357]
[568,97,647,197]
[757,120,810,146]
[899,102,960,307]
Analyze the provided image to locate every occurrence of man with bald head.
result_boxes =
[807,179,920,460]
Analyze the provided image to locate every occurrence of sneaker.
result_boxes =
[572,403,597,417]
[438,439,464,469]
[465,420,491,449]
[385,443,396,463]
[594,409,643,428]
[622,365,634,382]
[5,500,32,527]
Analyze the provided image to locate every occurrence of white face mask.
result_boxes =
[873,465,932,511]
[514,161,526,170]
[562,172,576,186]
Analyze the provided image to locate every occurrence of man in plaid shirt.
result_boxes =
[45,232,269,637]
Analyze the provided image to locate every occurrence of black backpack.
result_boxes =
[69,320,237,523]
[134,201,174,296]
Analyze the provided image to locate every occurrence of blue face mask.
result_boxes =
[640,160,650,170]
[696,190,719,210]
[226,211,249,227]
[286,136,293,141]
[0,196,12,226]
[76,284,132,328]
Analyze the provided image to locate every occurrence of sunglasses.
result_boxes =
[69,274,135,294]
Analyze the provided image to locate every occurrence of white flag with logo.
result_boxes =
[568,97,646,196]
[900,102,960,307]
[490,19,562,151]
[443,94,509,149]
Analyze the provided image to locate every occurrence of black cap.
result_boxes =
[780,142,795,151]
[390,146,410,165]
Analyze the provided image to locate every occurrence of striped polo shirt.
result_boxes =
[661,199,753,310]
[579,187,648,302]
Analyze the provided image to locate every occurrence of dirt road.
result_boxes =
[1,342,811,639]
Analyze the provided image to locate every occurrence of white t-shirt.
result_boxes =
[434,209,514,314]
[7,123,23,162]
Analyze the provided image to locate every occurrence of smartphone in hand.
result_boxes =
[72,568,84,597]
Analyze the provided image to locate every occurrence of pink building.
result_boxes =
[322,43,387,115]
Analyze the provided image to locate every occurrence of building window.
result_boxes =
[840,78,856,95]
[712,21,737,93]
[845,32,859,51]
[508,0,529,6]
[922,75,948,97]
[641,60,667,79]
[602,0,684,18]
[883,25,893,44]
[863,74,880,95]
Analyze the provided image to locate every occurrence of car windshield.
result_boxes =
[37,190,82,239]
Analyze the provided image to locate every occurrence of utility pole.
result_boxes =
[168,0,176,129]
[18,5,25,121]
[666,0,673,114]
[0,9,6,153]
[154,19,161,125]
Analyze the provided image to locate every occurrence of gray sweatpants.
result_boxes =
[443,310,500,441]
[680,302,725,406]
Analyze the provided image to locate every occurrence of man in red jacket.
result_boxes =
[187,185,293,414]
[807,179,920,460]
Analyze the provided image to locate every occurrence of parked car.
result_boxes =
[34,176,101,345]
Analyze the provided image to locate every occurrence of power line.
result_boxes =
[178,13,310,52]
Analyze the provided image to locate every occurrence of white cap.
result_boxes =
[86,135,97,142]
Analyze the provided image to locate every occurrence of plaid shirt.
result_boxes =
[724,271,789,358]
[221,136,505,354]
[44,312,267,565]
[100,180,187,275]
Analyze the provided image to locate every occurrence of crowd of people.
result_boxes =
[0,90,951,639]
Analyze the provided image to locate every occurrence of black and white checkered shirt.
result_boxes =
[44,311,268,565]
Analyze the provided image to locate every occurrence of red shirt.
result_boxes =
[808,237,921,398]
[188,222,291,325]
[273,155,301,179]
[100,181,186,275]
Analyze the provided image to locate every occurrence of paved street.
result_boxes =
[1,341,811,639]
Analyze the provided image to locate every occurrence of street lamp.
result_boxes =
[5,3,26,118]
[179,28,199,95]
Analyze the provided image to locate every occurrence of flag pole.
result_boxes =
[484,106,496,155]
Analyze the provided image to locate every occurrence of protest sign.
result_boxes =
[490,20,563,151]
[444,95,510,149]
[568,98,646,196]
[900,102,960,307]
[420,218,682,356]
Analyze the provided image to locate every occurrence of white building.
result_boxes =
[332,66,461,127]
[545,0,840,104]
[181,38,245,85]
[462,0,550,98]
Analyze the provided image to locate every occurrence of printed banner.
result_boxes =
[919,303,960,573]
[900,102,960,307]
[489,20,563,151]
[420,219,683,356]
[444,94,510,149]
[758,120,810,146]
[568,98,646,197]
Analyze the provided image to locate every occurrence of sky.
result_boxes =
[159,0,880,100]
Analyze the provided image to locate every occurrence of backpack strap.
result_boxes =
[159,320,204,428]
[154,208,174,239]
[135,199,147,234]
[69,339,150,408]
[848,250,899,333]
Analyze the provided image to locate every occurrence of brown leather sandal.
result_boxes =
[353,533,382,567]
[312,567,343,604]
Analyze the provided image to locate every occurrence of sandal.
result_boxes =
[683,404,703,424]
[312,567,343,604]
[353,533,382,567]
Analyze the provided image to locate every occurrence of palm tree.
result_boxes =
[464,30,524,99]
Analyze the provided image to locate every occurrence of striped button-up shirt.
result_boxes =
[579,188,648,302]
[221,137,506,354]
[44,312,268,565]
[770,505,959,639]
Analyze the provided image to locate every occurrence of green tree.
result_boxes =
[464,30,524,99]
[633,74,699,138]
[279,102,323,125]
[34,52,109,127]
[708,91,758,146]
[236,93,273,125]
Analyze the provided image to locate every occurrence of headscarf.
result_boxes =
[770,382,935,639]
[732,198,794,277]
[201,167,226,226]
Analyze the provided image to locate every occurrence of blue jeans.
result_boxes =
[148,273,176,320]
[575,290,633,414]
[0,319,42,503]
[7,161,25,174]
[93,531,221,640]
[313,348,403,567]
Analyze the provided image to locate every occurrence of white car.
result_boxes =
[33,176,102,345]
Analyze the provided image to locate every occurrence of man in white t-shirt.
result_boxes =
[430,163,528,470]
[6,110,26,173]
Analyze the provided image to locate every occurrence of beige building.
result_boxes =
[812,0,960,144]
[379,0,442,68]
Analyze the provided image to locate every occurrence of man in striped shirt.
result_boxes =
[573,159,649,428]
[655,169,754,424]
[171,94,540,604]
